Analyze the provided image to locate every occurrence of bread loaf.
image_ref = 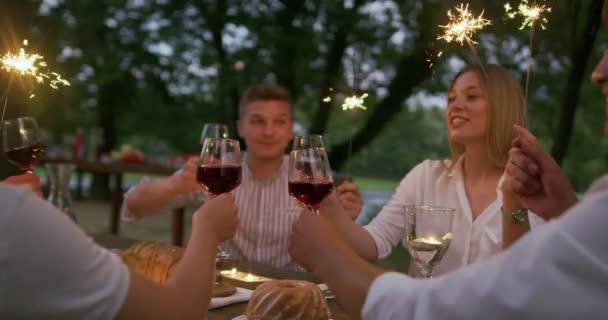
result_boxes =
[118,241,184,285]
[245,280,331,320]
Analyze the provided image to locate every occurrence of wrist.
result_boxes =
[501,206,529,224]
[168,175,185,196]
[192,215,222,246]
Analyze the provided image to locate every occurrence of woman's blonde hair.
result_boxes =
[448,65,527,170]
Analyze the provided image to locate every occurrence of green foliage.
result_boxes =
[12,0,608,191]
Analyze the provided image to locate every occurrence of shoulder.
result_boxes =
[402,159,451,181]
[585,174,608,197]
[0,184,33,220]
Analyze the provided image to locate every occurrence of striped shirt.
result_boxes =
[122,154,303,270]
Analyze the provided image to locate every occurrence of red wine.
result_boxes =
[288,181,334,209]
[196,165,242,195]
[6,143,46,171]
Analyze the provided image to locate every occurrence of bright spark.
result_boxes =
[1,40,70,89]
[505,0,552,30]
[438,3,492,45]
[341,93,368,111]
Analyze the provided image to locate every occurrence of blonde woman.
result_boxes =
[323,64,542,276]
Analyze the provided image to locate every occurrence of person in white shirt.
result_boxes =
[122,84,363,270]
[323,65,545,277]
[2,172,43,197]
[287,8,608,318]
[0,183,238,320]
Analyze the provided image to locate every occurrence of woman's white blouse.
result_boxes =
[364,157,543,276]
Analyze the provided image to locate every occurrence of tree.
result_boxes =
[551,0,604,164]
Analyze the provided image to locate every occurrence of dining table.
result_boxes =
[45,159,187,246]
[93,234,352,320]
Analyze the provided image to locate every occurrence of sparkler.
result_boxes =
[505,1,552,108]
[341,93,368,111]
[438,3,492,76]
[340,92,368,176]
[0,40,70,127]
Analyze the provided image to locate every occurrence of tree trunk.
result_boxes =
[551,0,603,164]
[328,2,443,170]
[200,0,240,133]
[274,1,309,99]
[309,0,364,135]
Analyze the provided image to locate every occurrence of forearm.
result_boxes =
[166,226,218,314]
[312,238,384,320]
[124,177,182,218]
[325,211,378,261]
[117,229,218,320]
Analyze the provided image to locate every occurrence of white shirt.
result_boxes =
[122,155,303,270]
[364,157,543,276]
[362,174,608,320]
[0,184,130,320]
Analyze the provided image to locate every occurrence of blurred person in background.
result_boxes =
[122,83,363,270]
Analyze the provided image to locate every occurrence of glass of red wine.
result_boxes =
[2,117,46,172]
[196,137,241,274]
[196,137,242,195]
[288,135,334,215]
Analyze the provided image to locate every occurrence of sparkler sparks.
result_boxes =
[1,40,70,89]
[438,3,491,46]
[505,1,551,30]
[341,93,368,111]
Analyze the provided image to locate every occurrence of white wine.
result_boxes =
[406,233,452,268]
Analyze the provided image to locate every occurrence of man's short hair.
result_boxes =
[238,84,292,118]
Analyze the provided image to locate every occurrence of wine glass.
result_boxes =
[288,135,334,215]
[197,137,241,279]
[199,123,229,146]
[403,205,454,279]
[2,117,46,172]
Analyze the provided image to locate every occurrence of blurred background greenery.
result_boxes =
[1,0,606,193]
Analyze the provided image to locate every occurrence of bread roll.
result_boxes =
[245,280,331,320]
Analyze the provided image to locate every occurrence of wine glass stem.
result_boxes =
[420,266,433,279]
[312,208,320,216]
[215,253,223,283]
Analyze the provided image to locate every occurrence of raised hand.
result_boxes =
[170,157,204,195]
[3,173,43,198]
[336,180,364,220]
[289,209,344,270]
[506,125,578,219]
[193,193,239,243]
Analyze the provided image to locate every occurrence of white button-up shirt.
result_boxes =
[122,155,303,270]
[363,175,608,320]
[364,157,543,276]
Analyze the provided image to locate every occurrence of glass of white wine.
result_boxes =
[404,205,454,279]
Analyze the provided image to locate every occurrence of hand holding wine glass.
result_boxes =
[404,205,454,279]
[193,193,239,244]
[288,135,334,215]
[2,117,45,172]
[196,137,241,272]
[170,157,203,195]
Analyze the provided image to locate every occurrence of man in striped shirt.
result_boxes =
[121,84,363,270]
